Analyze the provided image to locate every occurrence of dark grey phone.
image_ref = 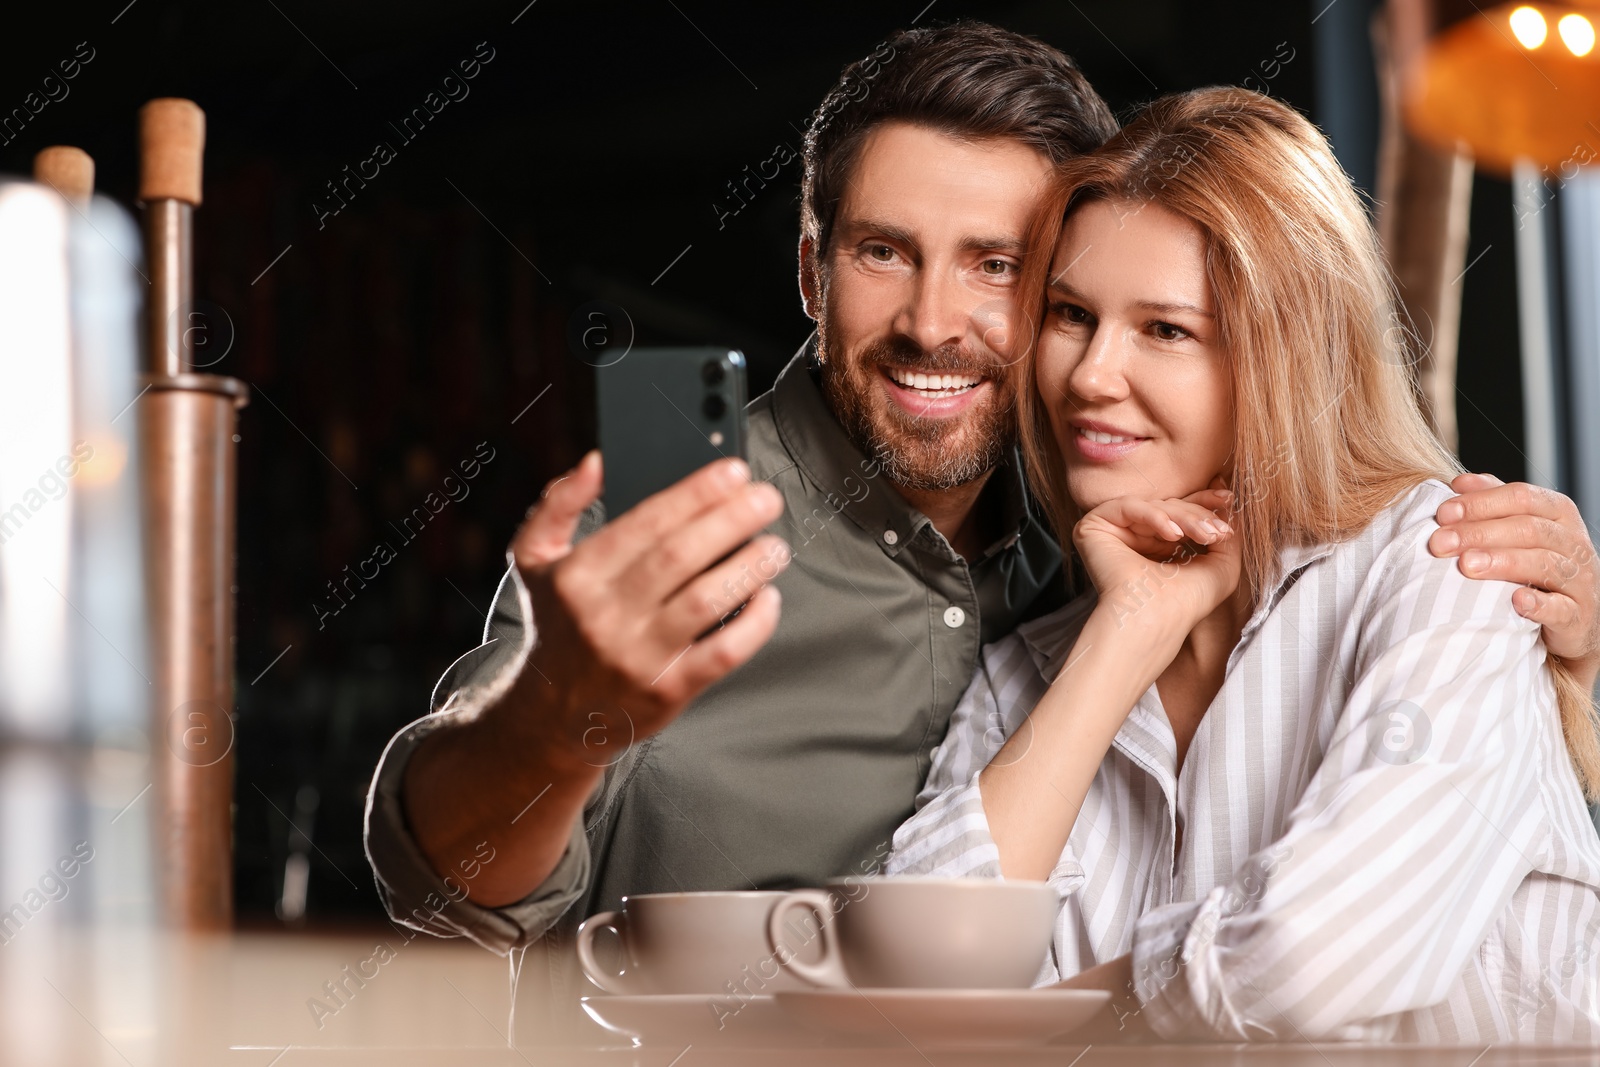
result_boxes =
[596,347,749,517]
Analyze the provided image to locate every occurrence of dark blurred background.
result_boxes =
[0,0,1526,925]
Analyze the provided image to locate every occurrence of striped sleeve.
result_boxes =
[889,654,1007,877]
[1132,520,1553,1040]
[890,629,1048,876]
[888,778,1003,878]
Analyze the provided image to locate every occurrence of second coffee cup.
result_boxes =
[766,876,1057,990]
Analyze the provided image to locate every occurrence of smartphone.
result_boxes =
[596,347,749,518]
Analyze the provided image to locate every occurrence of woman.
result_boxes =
[888,88,1600,1043]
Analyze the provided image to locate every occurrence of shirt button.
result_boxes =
[943,606,965,628]
[882,530,898,546]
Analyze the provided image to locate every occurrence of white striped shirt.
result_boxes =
[888,480,1600,1042]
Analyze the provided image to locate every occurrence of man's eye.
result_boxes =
[981,259,1012,276]
[868,245,895,262]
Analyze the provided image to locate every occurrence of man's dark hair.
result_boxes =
[800,21,1119,257]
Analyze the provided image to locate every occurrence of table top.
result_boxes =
[0,740,1591,1064]
[7,926,1599,1066]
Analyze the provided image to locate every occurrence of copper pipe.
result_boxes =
[138,98,248,930]
[146,200,192,378]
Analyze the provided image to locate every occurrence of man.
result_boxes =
[366,21,1600,974]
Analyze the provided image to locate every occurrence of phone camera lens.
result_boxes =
[701,360,727,386]
[702,394,727,421]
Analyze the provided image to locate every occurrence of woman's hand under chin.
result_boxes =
[977,481,1241,882]
[1072,482,1242,646]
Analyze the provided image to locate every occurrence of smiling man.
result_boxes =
[366,25,1108,970]
[811,119,1046,559]
[364,20,1600,996]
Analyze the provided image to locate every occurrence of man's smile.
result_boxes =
[879,364,991,417]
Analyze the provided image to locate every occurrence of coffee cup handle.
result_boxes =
[575,910,630,994]
[767,890,843,987]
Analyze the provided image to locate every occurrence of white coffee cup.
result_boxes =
[575,891,838,995]
[766,876,1057,989]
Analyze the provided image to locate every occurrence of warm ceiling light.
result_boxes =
[1407,1,1600,170]
[1559,13,1596,55]
[1510,5,1548,48]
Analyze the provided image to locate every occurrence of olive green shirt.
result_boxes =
[363,346,1062,959]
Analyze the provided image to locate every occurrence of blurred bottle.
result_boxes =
[0,176,147,743]
[66,189,149,752]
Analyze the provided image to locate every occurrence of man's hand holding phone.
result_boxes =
[402,451,788,909]
[507,449,789,758]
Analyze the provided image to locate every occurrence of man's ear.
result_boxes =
[798,236,821,322]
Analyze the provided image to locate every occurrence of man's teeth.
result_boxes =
[1077,427,1135,445]
[887,369,983,395]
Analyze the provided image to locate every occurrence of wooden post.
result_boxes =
[1375,0,1476,450]
[138,98,248,929]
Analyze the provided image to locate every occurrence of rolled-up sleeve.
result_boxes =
[1131,534,1553,1041]
[364,710,593,954]
[362,562,595,954]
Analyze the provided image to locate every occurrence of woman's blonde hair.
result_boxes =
[1015,86,1600,798]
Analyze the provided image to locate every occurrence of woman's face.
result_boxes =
[1036,198,1234,513]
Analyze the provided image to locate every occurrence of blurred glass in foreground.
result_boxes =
[0,179,155,1028]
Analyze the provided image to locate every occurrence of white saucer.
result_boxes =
[581,993,868,1047]
[773,987,1111,1048]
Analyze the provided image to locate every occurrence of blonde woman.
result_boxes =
[888,88,1600,1042]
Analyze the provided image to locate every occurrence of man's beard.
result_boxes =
[817,323,1016,493]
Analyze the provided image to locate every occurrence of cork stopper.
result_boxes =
[34,146,95,208]
[139,98,205,205]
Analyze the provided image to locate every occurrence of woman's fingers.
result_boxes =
[1184,486,1234,515]
[1134,498,1233,544]
[1080,495,1236,556]
[1086,498,1183,543]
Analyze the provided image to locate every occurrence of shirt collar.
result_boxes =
[770,337,1037,560]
